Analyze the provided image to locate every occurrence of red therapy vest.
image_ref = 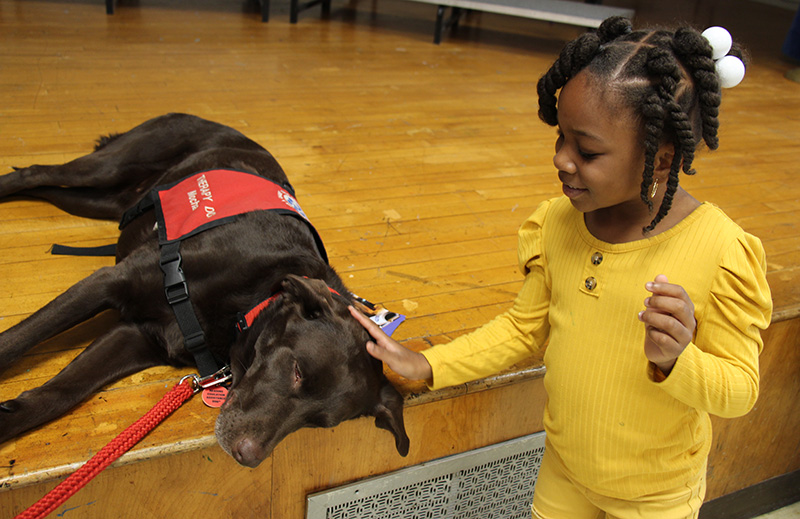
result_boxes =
[148,169,327,262]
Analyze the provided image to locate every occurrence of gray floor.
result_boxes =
[752,501,800,519]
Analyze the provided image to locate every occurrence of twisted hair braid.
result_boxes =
[536,16,739,233]
[537,17,630,126]
[537,33,602,126]
[640,92,665,213]
[671,27,722,150]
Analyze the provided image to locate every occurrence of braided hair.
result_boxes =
[537,16,745,233]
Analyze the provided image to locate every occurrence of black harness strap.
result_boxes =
[48,194,154,257]
[118,193,155,230]
[50,243,117,256]
[159,241,220,377]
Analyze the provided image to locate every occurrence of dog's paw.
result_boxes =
[0,400,21,444]
[0,400,20,413]
[0,398,35,444]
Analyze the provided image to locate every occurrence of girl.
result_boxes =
[351,16,772,519]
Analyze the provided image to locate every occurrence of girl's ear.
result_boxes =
[654,143,675,180]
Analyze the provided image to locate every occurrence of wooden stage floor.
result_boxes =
[0,0,798,516]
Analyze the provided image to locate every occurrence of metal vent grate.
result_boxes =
[307,431,545,519]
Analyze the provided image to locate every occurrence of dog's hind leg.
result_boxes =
[0,113,256,220]
[0,157,158,220]
[0,323,165,443]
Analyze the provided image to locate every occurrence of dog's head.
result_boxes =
[216,274,409,468]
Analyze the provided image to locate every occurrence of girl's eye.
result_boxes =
[556,129,599,160]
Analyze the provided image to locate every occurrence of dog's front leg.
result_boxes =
[0,266,125,370]
[0,323,164,444]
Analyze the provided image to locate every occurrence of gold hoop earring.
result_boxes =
[650,179,659,199]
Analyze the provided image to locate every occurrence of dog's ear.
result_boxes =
[280,274,335,318]
[372,381,410,457]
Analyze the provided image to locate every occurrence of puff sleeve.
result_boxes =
[422,200,552,390]
[651,232,772,417]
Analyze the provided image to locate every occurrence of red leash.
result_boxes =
[15,367,230,519]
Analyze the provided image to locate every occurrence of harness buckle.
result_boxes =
[235,312,249,333]
[160,250,189,304]
[164,281,189,305]
[183,330,206,351]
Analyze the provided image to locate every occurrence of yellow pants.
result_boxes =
[531,447,706,519]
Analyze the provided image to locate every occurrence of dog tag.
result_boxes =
[202,387,229,408]
[369,310,406,337]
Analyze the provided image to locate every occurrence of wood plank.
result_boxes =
[706,318,800,500]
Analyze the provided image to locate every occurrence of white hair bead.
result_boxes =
[702,26,745,88]
[715,55,746,88]
[702,26,733,60]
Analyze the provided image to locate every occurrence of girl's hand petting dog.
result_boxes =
[349,306,433,382]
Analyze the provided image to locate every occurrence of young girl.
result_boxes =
[350,16,772,519]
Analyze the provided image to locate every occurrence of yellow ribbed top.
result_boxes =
[422,196,772,499]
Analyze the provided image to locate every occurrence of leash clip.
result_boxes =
[180,365,232,394]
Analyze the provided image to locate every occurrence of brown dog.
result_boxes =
[0,113,408,467]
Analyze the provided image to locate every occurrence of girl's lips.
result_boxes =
[562,183,587,199]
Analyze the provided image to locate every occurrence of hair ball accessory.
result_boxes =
[715,55,746,88]
[701,26,732,59]
[702,26,745,88]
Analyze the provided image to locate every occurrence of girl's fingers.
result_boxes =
[349,306,389,341]
[639,309,693,347]
[644,276,696,332]
[349,306,432,381]
[640,275,696,372]
[365,340,388,362]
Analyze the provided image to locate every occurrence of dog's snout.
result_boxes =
[233,437,265,468]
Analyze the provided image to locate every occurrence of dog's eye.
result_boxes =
[292,361,303,388]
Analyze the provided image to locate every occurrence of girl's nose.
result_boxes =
[553,146,576,175]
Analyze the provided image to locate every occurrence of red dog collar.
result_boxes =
[236,285,341,333]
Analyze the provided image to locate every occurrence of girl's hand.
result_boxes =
[638,275,697,376]
[348,306,433,382]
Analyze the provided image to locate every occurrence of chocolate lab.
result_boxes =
[0,113,409,467]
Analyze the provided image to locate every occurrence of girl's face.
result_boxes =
[553,72,648,218]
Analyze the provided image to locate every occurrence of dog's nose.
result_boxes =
[233,437,265,468]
